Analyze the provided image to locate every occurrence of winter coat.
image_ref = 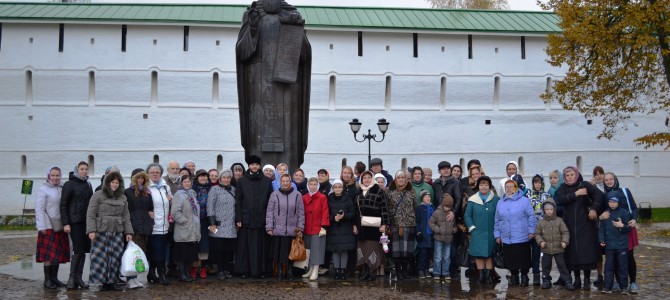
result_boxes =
[464,192,499,258]
[411,181,434,206]
[266,188,305,237]
[417,202,436,248]
[599,207,631,250]
[318,181,332,195]
[535,200,570,255]
[386,182,416,228]
[36,181,62,231]
[86,175,133,235]
[193,181,211,219]
[235,171,273,229]
[294,179,308,195]
[124,187,154,236]
[148,178,172,235]
[343,182,359,204]
[433,176,463,218]
[354,184,389,241]
[171,189,201,243]
[326,192,356,252]
[604,174,638,220]
[429,204,456,244]
[302,191,330,235]
[556,176,604,266]
[60,172,93,225]
[207,185,238,239]
[494,191,537,244]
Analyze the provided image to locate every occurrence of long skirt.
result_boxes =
[270,236,293,264]
[391,226,416,258]
[148,234,169,264]
[356,240,383,271]
[69,222,91,254]
[36,229,70,263]
[304,234,326,265]
[235,227,268,276]
[89,232,124,285]
[503,242,531,270]
[173,242,199,263]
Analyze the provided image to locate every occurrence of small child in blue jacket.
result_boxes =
[415,190,435,279]
[599,195,631,295]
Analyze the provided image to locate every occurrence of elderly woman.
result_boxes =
[556,166,604,290]
[494,180,537,287]
[183,161,196,177]
[301,177,330,281]
[191,170,212,279]
[386,170,417,280]
[145,163,171,285]
[36,166,69,289]
[355,170,389,281]
[123,169,154,289]
[266,174,305,281]
[207,170,238,281]
[85,172,133,291]
[171,175,200,282]
[464,176,499,284]
[60,161,93,290]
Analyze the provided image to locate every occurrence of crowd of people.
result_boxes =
[33,156,639,295]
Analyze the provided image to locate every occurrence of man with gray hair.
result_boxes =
[163,161,180,195]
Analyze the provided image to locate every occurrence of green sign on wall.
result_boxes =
[21,180,33,195]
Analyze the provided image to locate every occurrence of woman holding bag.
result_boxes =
[36,166,69,289]
[124,169,154,289]
[266,174,305,281]
[354,170,389,281]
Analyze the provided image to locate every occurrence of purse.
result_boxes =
[456,237,470,268]
[494,243,505,269]
[358,194,382,227]
[289,233,307,262]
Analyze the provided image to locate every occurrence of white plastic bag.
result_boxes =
[120,241,149,277]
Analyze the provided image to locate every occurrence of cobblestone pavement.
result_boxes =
[1,223,668,299]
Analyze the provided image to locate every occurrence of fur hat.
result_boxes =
[245,155,262,166]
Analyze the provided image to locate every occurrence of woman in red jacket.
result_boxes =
[301,177,330,280]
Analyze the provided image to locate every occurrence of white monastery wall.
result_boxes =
[0,21,666,214]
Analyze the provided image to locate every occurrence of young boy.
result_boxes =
[534,199,575,291]
[526,174,553,286]
[599,196,631,295]
[429,193,456,281]
[415,190,435,279]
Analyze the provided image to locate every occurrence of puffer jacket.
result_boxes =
[85,174,133,235]
[171,189,201,243]
[429,204,456,244]
[60,172,93,225]
[494,190,537,244]
[535,200,570,254]
[266,187,305,237]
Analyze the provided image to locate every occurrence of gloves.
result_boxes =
[319,227,327,237]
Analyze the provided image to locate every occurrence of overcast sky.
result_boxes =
[26,0,544,11]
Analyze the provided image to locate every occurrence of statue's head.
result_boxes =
[263,0,282,14]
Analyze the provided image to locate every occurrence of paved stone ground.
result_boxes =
[1,223,669,299]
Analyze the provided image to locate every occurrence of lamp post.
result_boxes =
[349,118,390,168]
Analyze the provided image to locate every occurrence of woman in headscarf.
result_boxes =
[36,166,69,289]
[123,169,154,289]
[171,175,200,282]
[266,174,305,281]
[85,172,133,291]
[385,170,417,280]
[60,161,93,290]
[207,170,238,281]
[498,161,526,196]
[494,180,537,287]
[555,166,604,291]
[191,170,212,279]
[326,179,356,280]
[354,171,389,281]
[548,170,564,217]
[301,177,330,281]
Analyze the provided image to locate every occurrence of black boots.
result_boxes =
[520,273,530,287]
[157,265,170,285]
[100,283,123,291]
[178,262,194,282]
[66,254,88,290]
[477,269,485,283]
[277,264,284,281]
[541,275,551,289]
[50,264,66,287]
[572,271,582,290]
[147,265,159,283]
[509,273,520,286]
[484,269,492,284]
[43,266,56,289]
[533,273,541,286]
[582,270,591,291]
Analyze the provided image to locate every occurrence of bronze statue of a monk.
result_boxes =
[236,0,312,169]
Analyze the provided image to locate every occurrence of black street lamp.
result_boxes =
[349,118,390,168]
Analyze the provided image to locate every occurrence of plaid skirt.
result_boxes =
[391,227,416,258]
[89,232,124,285]
[35,230,70,263]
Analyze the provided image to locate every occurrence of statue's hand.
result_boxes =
[249,9,261,32]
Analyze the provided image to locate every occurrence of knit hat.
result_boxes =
[442,193,454,209]
[263,164,276,172]
[419,190,431,202]
[437,161,451,170]
[245,155,262,165]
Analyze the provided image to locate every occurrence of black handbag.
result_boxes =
[456,237,470,268]
[494,243,504,269]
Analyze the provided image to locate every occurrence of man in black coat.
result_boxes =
[235,155,274,278]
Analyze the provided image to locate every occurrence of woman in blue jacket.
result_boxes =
[494,179,537,287]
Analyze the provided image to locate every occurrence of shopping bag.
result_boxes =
[121,241,148,277]
[289,234,307,262]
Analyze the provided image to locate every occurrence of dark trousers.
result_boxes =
[449,232,462,275]
[541,252,571,282]
[531,241,541,274]
[604,248,628,290]
[235,227,268,276]
[417,248,431,272]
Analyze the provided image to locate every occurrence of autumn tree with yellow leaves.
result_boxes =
[540,0,670,148]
